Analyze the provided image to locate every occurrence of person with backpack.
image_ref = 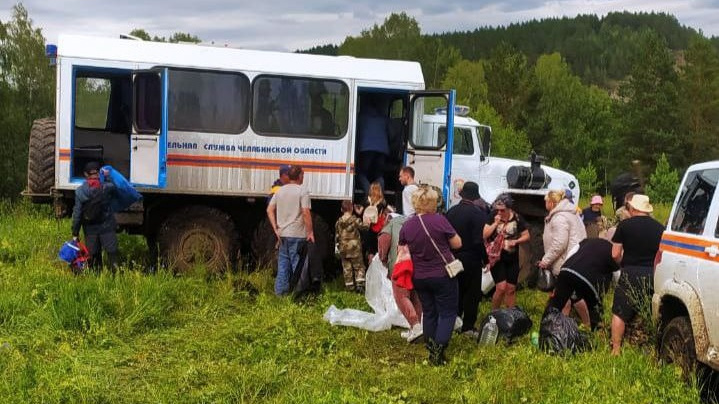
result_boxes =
[71,161,119,271]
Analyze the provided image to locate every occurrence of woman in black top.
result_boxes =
[546,238,619,330]
[483,194,530,310]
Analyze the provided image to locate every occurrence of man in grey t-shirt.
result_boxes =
[267,165,315,295]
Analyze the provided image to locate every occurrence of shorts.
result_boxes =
[490,254,519,285]
[549,268,603,329]
[611,266,653,322]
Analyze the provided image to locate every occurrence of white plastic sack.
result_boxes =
[323,255,409,331]
[323,305,393,332]
[481,265,495,294]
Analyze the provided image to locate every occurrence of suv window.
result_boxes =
[671,168,719,235]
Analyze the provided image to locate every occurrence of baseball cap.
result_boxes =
[279,164,291,176]
[83,161,100,174]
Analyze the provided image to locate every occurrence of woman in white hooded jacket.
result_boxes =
[539,189,589,324]
[539,190,587,275]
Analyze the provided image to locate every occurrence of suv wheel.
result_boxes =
[659,316,697,381]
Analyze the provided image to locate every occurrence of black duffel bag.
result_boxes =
[478,306,533,343]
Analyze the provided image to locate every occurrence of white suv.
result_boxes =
[653,161,719,387]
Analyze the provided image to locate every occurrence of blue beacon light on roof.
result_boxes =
[45,44,57,66]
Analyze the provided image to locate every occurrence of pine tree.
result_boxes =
[646,154,680,204]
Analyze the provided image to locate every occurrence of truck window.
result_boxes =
[135,73,162,134]
[251,75,348,138]
[75,77,111,129]
[168,69,250,134]
[671,168,719,235]
[438,126,473,155]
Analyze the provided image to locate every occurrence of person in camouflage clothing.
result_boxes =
[335,200,369,292]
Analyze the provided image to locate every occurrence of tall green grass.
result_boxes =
[0,200,701,403]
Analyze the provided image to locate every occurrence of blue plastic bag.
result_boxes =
[58,240,81,263]
[58,240,89,273]
[100,165,142,212]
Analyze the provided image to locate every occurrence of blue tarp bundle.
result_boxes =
[100,165,142,212]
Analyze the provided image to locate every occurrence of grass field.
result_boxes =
[0,200,701,403]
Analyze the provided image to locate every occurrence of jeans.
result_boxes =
[414,276,458,345]
[275,237,307,295]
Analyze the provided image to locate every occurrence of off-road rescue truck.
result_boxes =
[26,34,579,274]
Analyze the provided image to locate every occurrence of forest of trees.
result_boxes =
[2,4,718,200]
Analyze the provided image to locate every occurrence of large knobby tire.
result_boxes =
[252,218,279,271]
[659,316,697,382]
[27,117,56,202]
[251,214,332,274]
[518,218,545,286]
[158,206,238,273]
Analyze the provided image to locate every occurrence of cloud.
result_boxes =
[1,0,716,52]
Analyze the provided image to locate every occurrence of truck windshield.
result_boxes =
[438,126,474,155]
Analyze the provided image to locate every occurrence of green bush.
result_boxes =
[576,161,600,195]
[646,153,680,204]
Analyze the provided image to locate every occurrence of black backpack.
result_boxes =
[82,186,107,224]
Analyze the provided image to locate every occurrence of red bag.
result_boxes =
[71,241,90,274]
[370,213,386,233]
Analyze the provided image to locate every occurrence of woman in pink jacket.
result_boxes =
[538,189,588,322]
[539,190,587,275]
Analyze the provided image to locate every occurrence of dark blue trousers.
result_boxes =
[414,276,458,345]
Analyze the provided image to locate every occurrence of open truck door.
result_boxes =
[131,69,167,187]
[406,90,456,209]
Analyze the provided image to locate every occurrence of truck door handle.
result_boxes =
[705,245,719,257]
[132,136,158,142]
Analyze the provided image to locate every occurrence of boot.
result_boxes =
[426,339,448,366]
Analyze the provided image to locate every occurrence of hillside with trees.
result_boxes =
[2,5,718,199]
[324,12,719,196]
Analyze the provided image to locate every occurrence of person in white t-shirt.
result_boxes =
[399,166,418,216]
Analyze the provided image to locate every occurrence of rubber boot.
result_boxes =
[433,342,447,366]
[426,339,448,366]
[425,338,435,363]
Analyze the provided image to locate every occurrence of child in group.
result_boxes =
[335,200,368,292]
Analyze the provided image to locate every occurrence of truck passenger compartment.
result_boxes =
[353,92,408,208]
[72,145,103,177]
[72,129,130,178]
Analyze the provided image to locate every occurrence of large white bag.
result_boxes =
[323,256,409,331]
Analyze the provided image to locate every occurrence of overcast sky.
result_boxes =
[1,0,717,51]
